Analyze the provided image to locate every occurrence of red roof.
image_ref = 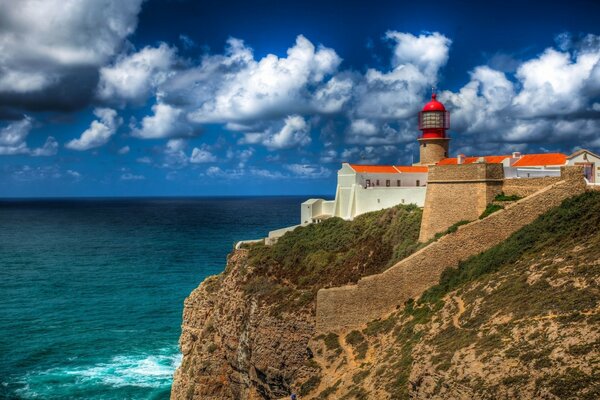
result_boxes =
[438,153,567,167]
[349,164,398,173]
[512,153,567,167]
[348,164,428,174]
[394,166,429,173]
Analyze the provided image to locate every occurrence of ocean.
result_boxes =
[0,197,305,399]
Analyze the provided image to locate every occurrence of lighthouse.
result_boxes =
[417,92,450,165]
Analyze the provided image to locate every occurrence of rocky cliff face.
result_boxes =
[172,193,599,400]
[171,250,317,400]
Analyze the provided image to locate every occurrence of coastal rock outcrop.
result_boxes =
[171,250,316,399]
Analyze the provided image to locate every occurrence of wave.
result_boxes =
[14,348,182,398]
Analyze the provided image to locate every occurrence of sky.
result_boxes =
[1,0,600,197]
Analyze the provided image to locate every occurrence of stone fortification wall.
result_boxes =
[418,163,504,242]
[502,176,562,197]
[316,166,585,333]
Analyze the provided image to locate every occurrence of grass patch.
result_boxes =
[370,192,600,398]
[346,330,368,359]
[479,203,504,219]
[299,375,322,396]
[243,204,424,312]
[494,192,523,202]
[434,219,472,240]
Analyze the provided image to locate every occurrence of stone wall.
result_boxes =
[316,166,586,333]
[418,138,450,165]
[502,176,562,197]
[418,163,504,242]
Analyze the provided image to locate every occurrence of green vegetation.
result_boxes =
[494,192,523,202]
[299,375,322,396]
[372,191,600,398]
[345,330,368,359]
[323,333,341,352]
[479,203,504,219]
[243,204,423,311]
[433,219,471,240]
[317,379,341,399]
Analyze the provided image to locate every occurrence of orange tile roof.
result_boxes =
[512,153,567,167]
[348,164,428,174]
[394,166,429,173]
[349,164,399,173]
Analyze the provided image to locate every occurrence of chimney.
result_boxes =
[457,154,465,164]
[512,151,522,159]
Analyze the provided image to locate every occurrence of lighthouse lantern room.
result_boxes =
[417,93,451,165]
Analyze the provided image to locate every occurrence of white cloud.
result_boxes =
[0,0,143,113]
[97,43,176,104]
[442,34,600,153]
[240,115,311,150]
[190,145,217,163]
[66,169,81,180]
[131,103,193,139]
[352,32,452,121]
[0,117,57,156]
[31,136,58,156]
[121,172,145,180]
[66,108,122,151]
[262,115,311,150]
[177,35,342,124]
[285,164,331,178]
[163,138,189,168]
[118,145,130,154]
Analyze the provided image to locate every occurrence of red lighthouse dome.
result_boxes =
[418,93,449,139]
[422,93,446,112]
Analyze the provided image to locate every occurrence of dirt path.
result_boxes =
[452,296,466,329]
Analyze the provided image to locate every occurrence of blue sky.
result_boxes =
[1,0,599,197]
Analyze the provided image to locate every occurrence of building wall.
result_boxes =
[353,186,426,215]
[355,172,427,188]
[418,163,504,242]
[315,166,586,333]
[568,152,600,183]
[502,176,562,197]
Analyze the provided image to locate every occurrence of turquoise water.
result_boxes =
[0,197,304,399]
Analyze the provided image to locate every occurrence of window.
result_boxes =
[366,179,371,187]
[397,179,401,186]
[416,179,420,186]
[376,179,380,186]
[386,180,390,187]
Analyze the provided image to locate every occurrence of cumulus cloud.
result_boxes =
[31,137,59,157]
[442,33,600,153]
[0,0,143,112]
[97,43,177,105]
[118,145,130,154]
[0,116,57,156]
[121,172,145,180]
[261,115,311,150]
[171,35,342,124]
[352,32,451,121]
[190,145,217,163]
[131,103,193,139]
[66,108,122,151]
[284,164,331,178]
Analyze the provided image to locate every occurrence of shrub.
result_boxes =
[479,203,504,219]
[494,192,522,202]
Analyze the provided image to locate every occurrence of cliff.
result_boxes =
[171,205,424,399]
[172,192,599,399]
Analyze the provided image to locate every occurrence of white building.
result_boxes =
[299,149,600,225]
[301,163,428,224]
